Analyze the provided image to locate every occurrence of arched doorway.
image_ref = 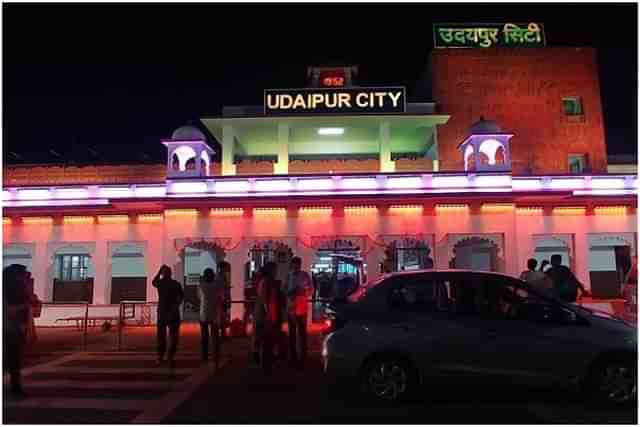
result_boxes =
[449,235,503,272]
[51,244,95,303]
[532,235,574,272]
[588,233,636,298]
[243,238,294,327]
[176,239,227,321]
[379,235,435,274]
[109,243,147,304]
[310,236,367,321]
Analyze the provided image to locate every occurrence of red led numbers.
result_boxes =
[321,76,345,87]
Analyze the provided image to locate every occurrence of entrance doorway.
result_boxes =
[178,241,226,321]
[310,238,366,322]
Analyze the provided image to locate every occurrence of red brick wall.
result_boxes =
[431,48,607,174]
[3,162,223,186]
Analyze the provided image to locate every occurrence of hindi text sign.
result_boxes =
[434,23,545,48]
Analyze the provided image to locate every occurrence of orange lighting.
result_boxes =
[299,206,333,213]
[138,213,164,223]
[344,205,378,213]
[553,206,586,216]
[165,209,198,217]
[210,208,244,216]
[516,207,544,215]
[389,205,423,214]
[594,206,628,215]
[22,216,54,225]
[254,207,286,214]
[63,216,95,224]
[97,215,130,224]
[481,203,515,213]
[3,217,12,225]
[435,204,469,212]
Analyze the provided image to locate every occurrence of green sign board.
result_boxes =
[433,23,546,48]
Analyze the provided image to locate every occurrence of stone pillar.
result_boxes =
[32,242,49,302]
[93,241,108,305]
[222,125,237,176]
[379,122,395,172]
[275,123,290,175]
[432,127,440,172]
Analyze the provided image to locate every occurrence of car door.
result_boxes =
[471,274,597,384]
[377,273,488,380]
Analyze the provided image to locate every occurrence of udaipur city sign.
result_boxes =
[264,87,406,116]
[433,22,546,48]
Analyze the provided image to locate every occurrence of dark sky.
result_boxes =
[3,3,637,165]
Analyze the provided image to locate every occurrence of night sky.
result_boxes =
[3,3,637,165]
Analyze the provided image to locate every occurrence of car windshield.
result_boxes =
[347,274,389,303]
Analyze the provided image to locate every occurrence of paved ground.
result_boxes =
[4,323,638,424]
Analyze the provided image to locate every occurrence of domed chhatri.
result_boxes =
[162,125,215,180]
[468,116,502,135]
[171,125,207,141]
[458,116,513,172]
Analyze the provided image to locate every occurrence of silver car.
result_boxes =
[321,270,637,404]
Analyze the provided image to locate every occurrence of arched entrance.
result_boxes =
[175,238,227,321]
[243,238,295,326]
[109,242,147,304]
[532,234,574,274]
[379,235,435,274]
[50,244,95,303]
[588,233,636,298]
[448,234,504,272]
[310,236,367,321]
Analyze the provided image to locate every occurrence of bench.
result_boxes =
[55,316,120,330]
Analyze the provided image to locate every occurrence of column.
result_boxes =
[275,122,289,175]
[574,232,590,292]
[379,122,395,172]
[432,127,440,172]
[32,242,50,302]
[222,125,237,176]
[93,241,108,304]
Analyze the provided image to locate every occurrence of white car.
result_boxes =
[321,270,637,404]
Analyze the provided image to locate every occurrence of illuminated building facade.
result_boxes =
[3,44,637,324]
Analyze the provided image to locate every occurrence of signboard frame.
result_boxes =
[264,86,407,117]
[433,22,546,49]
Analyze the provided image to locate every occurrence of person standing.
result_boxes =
[3,264,34,399]
[286,257,313,365]
[198,268,224,366]
[257,261,283,374]
[545,254,590,303]
[519,258,552,293]
[152,265,184,369]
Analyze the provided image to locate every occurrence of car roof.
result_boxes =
[386,269,522,282]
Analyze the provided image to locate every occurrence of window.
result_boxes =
[387,276,441,312]
[57,254,89,281]
[562,97,583,116]
[568,154,587,173]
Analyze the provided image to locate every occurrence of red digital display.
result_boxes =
[319,70,346,87]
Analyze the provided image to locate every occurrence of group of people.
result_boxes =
[151,257,312,374]
[251,256,313,373]
[151,261,231,368]
[3,264,41,399]
[519,254,590,302]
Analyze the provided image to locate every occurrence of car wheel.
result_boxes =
[361,357,415,403]
[589,354,637,406]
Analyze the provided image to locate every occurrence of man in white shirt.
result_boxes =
[286,257,313,364]
[520,258,551,293]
